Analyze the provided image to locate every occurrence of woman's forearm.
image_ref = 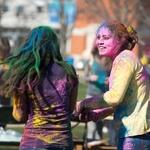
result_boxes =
[79,95,110,111]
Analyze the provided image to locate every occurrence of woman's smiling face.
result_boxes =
[95,27,122,58]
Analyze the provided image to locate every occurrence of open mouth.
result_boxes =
[98,46,106,49]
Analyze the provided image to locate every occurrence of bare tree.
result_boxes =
[59,0,76,56]
[80,0,150,27]
[77,0,150,46]
[77,0,128,23]
[137,0,150,27]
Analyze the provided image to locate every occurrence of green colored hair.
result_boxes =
[1,26,77,96]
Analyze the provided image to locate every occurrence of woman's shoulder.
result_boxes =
[114,50,137,70]
[50,63,66,77]
[119,50,135,58]
[116,50,137,62]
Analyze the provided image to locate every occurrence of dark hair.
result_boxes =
[91,46,99,56]
[97,20,138,50]
[1,26,77,96]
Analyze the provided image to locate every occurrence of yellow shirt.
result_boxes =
[104,50,150,137]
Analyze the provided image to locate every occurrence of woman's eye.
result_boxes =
[97,36,101,39]
[96,35,111,40]
[103,36,110,40]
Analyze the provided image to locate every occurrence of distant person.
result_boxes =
[1,26,78,150]
[85,46,112,141]
[75,20,150,150]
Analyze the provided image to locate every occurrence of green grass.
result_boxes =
[77,82,87,100]
[72,123,86,139]
[0,146,19,150]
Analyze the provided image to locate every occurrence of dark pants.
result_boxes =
[118,132,150,150]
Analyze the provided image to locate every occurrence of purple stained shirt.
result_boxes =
[20,63,78,149]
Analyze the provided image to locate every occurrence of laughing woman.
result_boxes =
[75,20,150,150]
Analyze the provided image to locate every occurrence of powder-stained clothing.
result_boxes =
[117,132,150,150]
[103,50,150,138]
[19,63,78,149]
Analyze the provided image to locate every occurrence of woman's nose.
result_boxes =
[97,39,104,45]
[99,42,104,45]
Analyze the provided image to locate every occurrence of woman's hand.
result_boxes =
[73,101,82,116]
[74,96,101,115]
[73,106,114,122]
[72,100,88,122]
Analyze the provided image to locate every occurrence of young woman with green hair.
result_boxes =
[1,26,78,150]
